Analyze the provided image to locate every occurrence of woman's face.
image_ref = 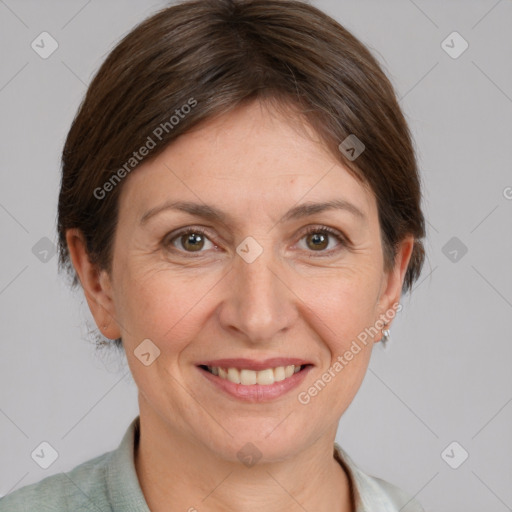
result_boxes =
[80,100,412,462]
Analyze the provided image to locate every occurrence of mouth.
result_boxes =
[198,363,311,386]
[196,359,313,402]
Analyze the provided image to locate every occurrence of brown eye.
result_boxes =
[180,232,205,252]
[299,226,347,256]
[165,227,215,254]
[305,231,329,251]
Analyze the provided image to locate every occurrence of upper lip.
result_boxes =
[197,358,312,371]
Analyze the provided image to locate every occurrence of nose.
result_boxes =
[217,244,298,344]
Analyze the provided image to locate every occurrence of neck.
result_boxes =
[134,406,354,512]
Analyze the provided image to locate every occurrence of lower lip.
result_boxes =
[198,366,313,403]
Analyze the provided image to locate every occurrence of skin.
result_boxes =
[67,99,414,512]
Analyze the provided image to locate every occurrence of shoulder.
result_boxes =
[334,443,426,512]
[0,450,114,512]
[0,416,145,512]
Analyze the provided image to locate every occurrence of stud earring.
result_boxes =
[381,325,391,348]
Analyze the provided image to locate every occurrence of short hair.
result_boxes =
[58,0,426,347]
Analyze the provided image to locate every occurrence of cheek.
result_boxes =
[300,272,379,396]
[308,269,381,343]
[114,269,216,396]
[114,266,221,348]
[300,285,376,412]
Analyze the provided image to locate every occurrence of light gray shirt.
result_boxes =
[0,416,425,511]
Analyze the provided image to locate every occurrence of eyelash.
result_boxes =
[163,225,348,258]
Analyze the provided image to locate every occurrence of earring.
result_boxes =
[381,325,391,348]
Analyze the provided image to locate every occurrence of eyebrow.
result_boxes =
[140,198,366,226]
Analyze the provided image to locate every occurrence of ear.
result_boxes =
[375,235,415,341]
[66,228,122,340]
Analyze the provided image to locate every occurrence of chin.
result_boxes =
[204,420,312,465]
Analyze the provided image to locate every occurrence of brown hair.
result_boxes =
[58,0,425,346]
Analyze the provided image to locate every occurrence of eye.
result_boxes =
[164,227,217,254]
[163,225,348,257]
[297,225,347,256]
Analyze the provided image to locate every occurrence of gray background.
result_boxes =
[1,1,511,510]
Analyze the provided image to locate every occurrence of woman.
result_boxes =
[0,0,426,510]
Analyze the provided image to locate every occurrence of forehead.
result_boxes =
[118,100,376,226]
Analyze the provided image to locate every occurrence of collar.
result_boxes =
[106,416,151,512]
[334,442,417,511]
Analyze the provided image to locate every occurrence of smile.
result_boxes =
[197,361,313,402]
[202,364,304,385]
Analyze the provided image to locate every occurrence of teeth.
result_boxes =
[227,368,240,384]
[256,368,274,385]
[240,369,257,385]
[207,364,303,385]
[274,366,286,382]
